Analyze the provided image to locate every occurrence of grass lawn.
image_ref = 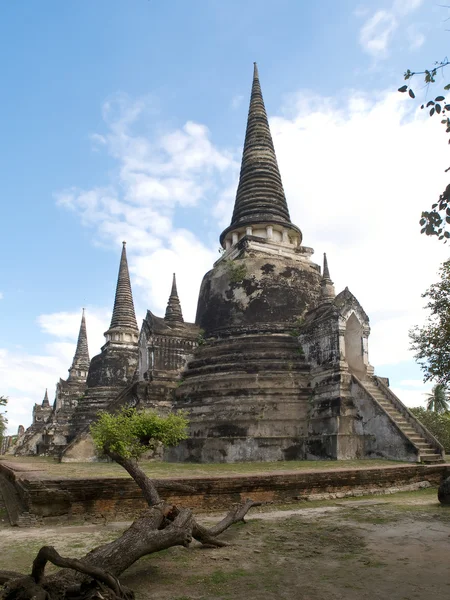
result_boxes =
[0,456,408,479]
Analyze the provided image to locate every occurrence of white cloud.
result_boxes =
[270,90,449,374]
[360,10,398,58]
[393,0,423,16]
[1,308,110,434]
[358,0,424,58]
[0,292,3,300]
[56,95,239,320]
[406,24,425,50]
[391,380,431,408]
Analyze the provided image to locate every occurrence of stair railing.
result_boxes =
[373,376,444,458]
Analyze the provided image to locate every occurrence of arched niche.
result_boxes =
[344,312,366,378]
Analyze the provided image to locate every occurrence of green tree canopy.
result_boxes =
[410,260,450,386]
[410,406,450,451]
[0,396,8,442]
[399,59,450,240]
[91,407,188,460]
[426,384,449,414]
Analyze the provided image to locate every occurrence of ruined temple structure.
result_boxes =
[18,64,445,464]
[166,64,444,464]
[61,252,200,461]
[15,309,91,456]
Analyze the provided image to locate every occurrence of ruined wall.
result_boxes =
[1,460,449,525]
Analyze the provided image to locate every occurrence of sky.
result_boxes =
[1,0,450,433]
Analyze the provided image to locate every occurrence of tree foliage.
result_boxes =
[410,406,450,451]
[91,407,188,460]
[425,384,450,413]
[398,59,450,240]
[409,260,450,386]
[0,396,7,443]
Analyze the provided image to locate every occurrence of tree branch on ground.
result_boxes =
[0,408,261,600]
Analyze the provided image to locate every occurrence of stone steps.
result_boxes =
[188,350,306,369]
[185,359,308,377]
[363,379,443,463]
[194,335,302,358]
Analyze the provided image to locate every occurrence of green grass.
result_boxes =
[0,456,408,480]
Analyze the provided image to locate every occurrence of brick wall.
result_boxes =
[1,462,449,525]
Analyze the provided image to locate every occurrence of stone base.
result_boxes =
[166,432,422,464]
[165,437,307,463]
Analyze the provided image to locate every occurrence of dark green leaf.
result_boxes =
[445,231,450,238]
[445,84,450,90]
[420,218,426,226]
[427,101,435,107]
[409,89,415,99]
[430,107,435,116]
[398,85,408,93]
[436,104,442,114]
[436,96,445,102]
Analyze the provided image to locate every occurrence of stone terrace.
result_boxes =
[1,457,449,526]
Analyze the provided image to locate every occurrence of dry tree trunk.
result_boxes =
[0,452,261,600]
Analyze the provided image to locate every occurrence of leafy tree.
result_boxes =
[0,396,7,444]
[398,59,450,240]
[425,384,449,413]
[410,406,450,451]
[0,408,261,600]
[409,260,450,386]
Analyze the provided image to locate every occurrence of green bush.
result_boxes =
[410,407,450,451]
[91,407,188,459]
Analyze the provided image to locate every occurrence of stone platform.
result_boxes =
[1,459,449,526]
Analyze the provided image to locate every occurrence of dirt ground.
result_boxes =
[1,488,450,600]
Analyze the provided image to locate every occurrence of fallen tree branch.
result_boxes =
[185,499,262,547]
[31,546,129,599]
[0,573,25,585]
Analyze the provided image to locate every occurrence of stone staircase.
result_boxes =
[362,378,444,464]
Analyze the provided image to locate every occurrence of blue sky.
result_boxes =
[1,0,450,432]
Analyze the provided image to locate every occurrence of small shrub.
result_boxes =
[226,260,247,283]
[410,407,450,451]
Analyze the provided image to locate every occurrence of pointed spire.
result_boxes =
[165,273,184,324]
[320,253,335,303]
[323,253,331,280]
[109,242,138,331]
[68,309,90,379]
[220,63,302,246]
[42,389,50,407]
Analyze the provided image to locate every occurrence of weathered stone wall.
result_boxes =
[172,332,313,462]
[196,240,321,336]
[351,379,420,462]
[1,461,449,525]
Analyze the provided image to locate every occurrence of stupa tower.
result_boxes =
[171,64,322,463]
[68,308,90,381]
[220,63,302,250]
[195,63,321,335]
[64,242,139,450]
